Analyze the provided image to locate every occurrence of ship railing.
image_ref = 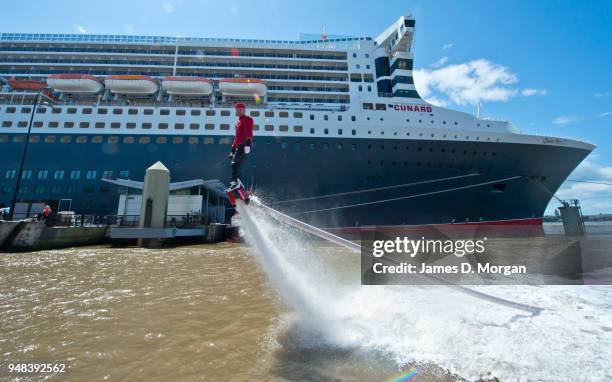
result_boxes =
[109,213,213,228]
[0,94,349,111]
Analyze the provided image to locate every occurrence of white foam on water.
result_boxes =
[236,201,612,381]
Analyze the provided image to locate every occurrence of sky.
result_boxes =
[3,0,611,214]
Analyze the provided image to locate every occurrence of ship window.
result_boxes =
[21,170,31,179]
[205,124,214,130]
[220,124,230,130]
[191,110,201,116]
[375,103,386,110]
[70,170,80,179]
[95,122,105,129]
[293,125,303,132]
[350,73,362,82]
[108,136,118,143]
[158,123,168,129]
[119,170,129,178]
[362,103,373,109]
[323,143,329,150]
[189,123,199,130]
[351,116,356,122]
[174,123,185,129]
[92,136,103,143]
[144,109,154,115]
[219,137,230,144]
[142,123,152,129]
[29,135,40,143]
[250,111,260,117]
[364,74,374,83]
[111,122,121,129]
[310,128,315,134]
[156,137,167,144]
[221,110,231,117]
[160,109,170,115]
[279,112,289,118]
[293,112,303,118]
[338,129,343,135]
[52,107,61,114]
[358,85,363,91]
[76,136,87,144]
[20,107,32,114]
[352,129,356,135]
[173,137,184,144]
[6,107,16,113]
[35,107,46,114]
[64,121,74,128]
[2,121,12,128]
[206,110,215,116]
[83,108,92,114]
[79,122,89,128]
[204,137,214,144]
[0,135,7,143]
[53,170,64,180]
[265,111,274,117]
[324,115,328,120]
[123,137,134,144]
[0,185,10,193]
[338,115,342,121]
[86,170,97,180]
[127,108,138,115]
[5,169,16,179]
[176,109,186,116]
[324,128,329,135]
[139,137,150,144]
[253,124,260,131]
[44,136,56,143]
[17,121,27,128]
[265,125,274,131]
[310,114,315,120]
[189,137,199,144]
[279,125,288,132]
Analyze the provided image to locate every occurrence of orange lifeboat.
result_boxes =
[162,76,213,96]
[8,77,47,91]
[104,75,158,94]
[219,78,267,97]
[47,74,103,94]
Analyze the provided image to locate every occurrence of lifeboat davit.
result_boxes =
[219,78,267,97]
[162,76,213,96]
[47,74,103,94]
[104,75,158,95]
[8,77,47,91]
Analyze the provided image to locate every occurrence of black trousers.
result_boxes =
[230,144,248,182]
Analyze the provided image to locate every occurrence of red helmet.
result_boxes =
[234,103,246,110]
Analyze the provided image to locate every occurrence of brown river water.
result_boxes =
[0,244,455,382]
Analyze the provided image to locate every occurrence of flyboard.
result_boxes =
[225,179,251,206]
[234,196,543,316]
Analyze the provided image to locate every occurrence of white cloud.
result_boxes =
[552,116,578,125]
[162,1,174,13]
[430,56,448,68]
[74,24,87,34]
[442,43,453,50]
[597,111,611,117]
[414,59,518,106]
[593,92,611,98]
[546,160,612,215]
[521,88,548,96]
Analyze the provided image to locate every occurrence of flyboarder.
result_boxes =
[225,102,253,204]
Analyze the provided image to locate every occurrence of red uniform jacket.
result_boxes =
[231,115,254,150]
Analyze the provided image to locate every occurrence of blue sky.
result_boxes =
[3,0,611,214]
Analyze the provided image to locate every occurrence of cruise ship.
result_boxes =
[0,15,595,231]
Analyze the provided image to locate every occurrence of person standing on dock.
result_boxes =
[227,103,253,190]
[42,205,52,221]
